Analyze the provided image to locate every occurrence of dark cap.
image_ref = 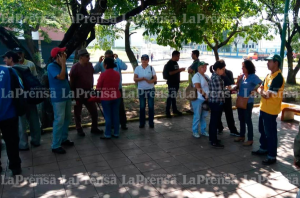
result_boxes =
[141,54,149,59]
[198,61,209,67]
[265,54,282,62]
[105,50,114,55]
[1,51,18,59]
[13,47,23,53]
[78,48,90,57]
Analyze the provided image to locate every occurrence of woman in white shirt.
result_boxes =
[191,61,210,138]
[134,54,157,128]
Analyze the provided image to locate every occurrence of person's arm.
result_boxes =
[69,65,76,91]
[116,58,128,70]
[194,83,208,99]
[146,75,157,84]
[29,61,38,77]
[55,55,67,80]
[249,76,263,96]
[227,70,235,85]
[134,74,146,82]
[169,68,185,76]
[188,67,194,74]
[93,62,103,74]
[96,73,104,91]
[260,74,283,99]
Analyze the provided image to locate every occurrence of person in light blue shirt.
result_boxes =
[234,60,262,146]
[94,50,128,130]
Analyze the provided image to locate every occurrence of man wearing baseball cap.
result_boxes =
[13,47,38,77]
[252,54,285,165]
[47,47,74,154]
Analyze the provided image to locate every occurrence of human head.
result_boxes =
[197,61,209,74]
[104,50,114,58]
[78,48,90,64]
[243,60,256,75]
[265,54,281,71]
[141,54,149,66]
[2,51,19,66]
[192,50,200,60]
[51,47,67,61]
[13,47,25,61]
[103,57,116,69]
[172,50,180,61]
[210,60,226,76]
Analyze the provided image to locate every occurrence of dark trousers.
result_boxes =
[119,89,127,127]
[259,111,278,159]
[139,89,155,126]
[218,96,238,133]
[74,99,98,130]
[0,117,21,170]
[209,102,224,144]
[166,84,179,114]
[238,103,254,140]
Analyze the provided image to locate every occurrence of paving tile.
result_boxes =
[66,184,98,197]
[128,154,152,164]
[34,162,60,174]
[164,165,192,176]
[183,160,210,172]
[162,190,194,198]
[58,158,84,170]
[97,187,132,198]
[106,157,132,168]
[125,182,160,198]
[81,155,106,165]
[77,148,101,157]
[55,151,80,162]
[122,148,145,157]
[148,151,172,160]
[155,157,181,168]
[37,190,67,198]
[85,161,111,174]
[135,161,161,172]
[113,165,141,178]
[102,151,127,161]
[33,155,57,167]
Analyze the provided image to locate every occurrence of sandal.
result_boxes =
[234,137,245,142]
[243,141,253,146]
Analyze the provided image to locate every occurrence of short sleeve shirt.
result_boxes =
[22,59,38,76]
[192,72,210,100]
[238,74,262,103]
[165,60,180,85]
[134,65,156,90]
[69,62,94,91]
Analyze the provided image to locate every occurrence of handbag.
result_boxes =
[185,84,197,101]
[201,74,210,111]
[150,66,157,85]
[236,96,249,109]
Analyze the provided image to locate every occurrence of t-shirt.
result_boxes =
[0,66,16,121]
[165,60,180,85]
[96,69,121,101]
[238,74,262,103]
[47,61,71,103]
[69,62,94,91]
[20,59,38,76]
[188,59,200,84]
[260,69,285,115]
[134,65,156,90]
[192,72,210,100]
[221,69,234,86]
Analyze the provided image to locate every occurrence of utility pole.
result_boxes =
[280,0,290,70]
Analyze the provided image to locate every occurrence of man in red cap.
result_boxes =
[47,47,74,154]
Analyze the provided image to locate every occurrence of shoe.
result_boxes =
[209,139,222,144]
[186,110,194,115]
[0,166,2,172]
[30,142,41,147]
[61,140,74,146]
[262,158,277,165]
[112,134,119,138]
[91,128,104,134]
[243,141,253,146]
[217,128,224,133]
[100,136,111,140]
[230,131,240,137]
[77,128,86,137]
[149,125,154,128]
[252,149,268,156]
[211,142,225,148]
[166,114,172,118]
[11,168,22,176]
[19,148,29,151]
[193,133,200,138]
[173,111,183,116]
[121,125,128,130]
[234,137,245,142]
[139,125,145,128]
[52,147,66,154]
[201,132,209,137]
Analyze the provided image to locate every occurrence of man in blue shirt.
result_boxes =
[47,47,74,154]
[0,64,22,175]
[94,50,128,130]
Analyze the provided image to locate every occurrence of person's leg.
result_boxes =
[224,97,238,133]
[171,85,180,113]
[148,88,155,127]
[166,85,172,115]
[84,101,99,130]
[139,90,146,127]
[238,108,246,138]
[0,117,21,171]
[52,101,66,149]
[246,103,254,141]
[74,100,83,130]
[263,113,278,159]
[112,99,120,136]
[191,99,201,135]
[101,100,112,137]
[199,100,208,134]
[27,104,41,146]
[119,89,127,128]
[62,100,72,143]
[217,111,224,132]
[209,103,219,143]
[258,111,268,151]
[18,114,29,149]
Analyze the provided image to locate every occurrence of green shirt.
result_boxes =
[188,59,200,84]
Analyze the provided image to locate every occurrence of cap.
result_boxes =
[141,54,149,59]
[105,50,113,55]
[1,51,18,59]
[13,47,23,53]
[78,49,90,57]
[51,47,66,58]
[198,61,209,67]
[265,54,282,62]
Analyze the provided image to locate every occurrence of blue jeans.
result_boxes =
[52,100,72,149]
[191,99,208,134]
[238,103,254,141]
[259,110,278,159]
[101,99,120,137]
[138,89,155,126]
[209,102,224,144]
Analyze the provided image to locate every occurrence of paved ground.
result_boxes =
[1,108,300,198]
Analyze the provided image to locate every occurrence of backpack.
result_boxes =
[13,66,45,104]
[150,66,157,85]
[163,64,169,80]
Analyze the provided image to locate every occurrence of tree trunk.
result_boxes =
[124,21,138,71]
[286,46,297,84]
[213,47,219,61]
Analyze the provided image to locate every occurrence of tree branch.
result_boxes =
[203,35,215,49]
[129,32,137,36]
[86,27,95,46]
[218,21,240,48]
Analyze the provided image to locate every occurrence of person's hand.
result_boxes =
[99,56,104,63]
[179,68,186,72]
[57,53,66,66]
[294,159,300,169]
[237,74,243,82]
[114,54,118,59]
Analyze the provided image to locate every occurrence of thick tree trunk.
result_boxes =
[286,45,299,84]
[213,47,219,61]
[125,21,138,71]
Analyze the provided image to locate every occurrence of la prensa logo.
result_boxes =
[0,70,4,74]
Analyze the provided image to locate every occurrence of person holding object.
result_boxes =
[208,61,226,148]
[69,49,103,137]
[47,47,74,154]
[94,50,128,130]
[134,54,157,128]
[252,54,285,165]
[164,50,185,118]
[233,60,262,146]
[191,61,210,138]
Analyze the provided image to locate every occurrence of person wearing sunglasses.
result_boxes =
[69,49,103,137]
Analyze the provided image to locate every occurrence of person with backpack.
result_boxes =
[0,64,22,175]
[47,47,74,154]
[163,51,185,118]
[134,54,157,128]
[2,51,42,151]
[13,47,38,77]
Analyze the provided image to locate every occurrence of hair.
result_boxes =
[172,50,180,57]
[104,58,116,69]
[210,60,226,73]
[5,52,19,63]
[275,60,281,69]
[192,50,200,57]
[243,60,256,74]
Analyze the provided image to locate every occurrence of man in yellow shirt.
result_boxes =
[252,54,285,165]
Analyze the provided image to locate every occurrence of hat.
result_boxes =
[141,54,149,59]
[198,61,209,67]
[265,54,282,62]
[1,51,18,59]
[13,47,23,53]
[105,50,113,55]
[78,49,90,57]
[51,47,66,58]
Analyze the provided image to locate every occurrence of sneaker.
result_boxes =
[121,125,128,130]
[30,142,41,147]
[112,134,119,138]
[91,128,104,134]
[201,132,209,137]
[11,168,22,176]
[230,131,240,137]
[193,133,200,138]
[252,149,268,156]
[262,158,276,165]
[217,128,224,133]
[61,140,74,146]
[173,111,183,116]
[77,128,86,137]
[211,142,225,148]
[185,110,194,114]
[52,147,66,154]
